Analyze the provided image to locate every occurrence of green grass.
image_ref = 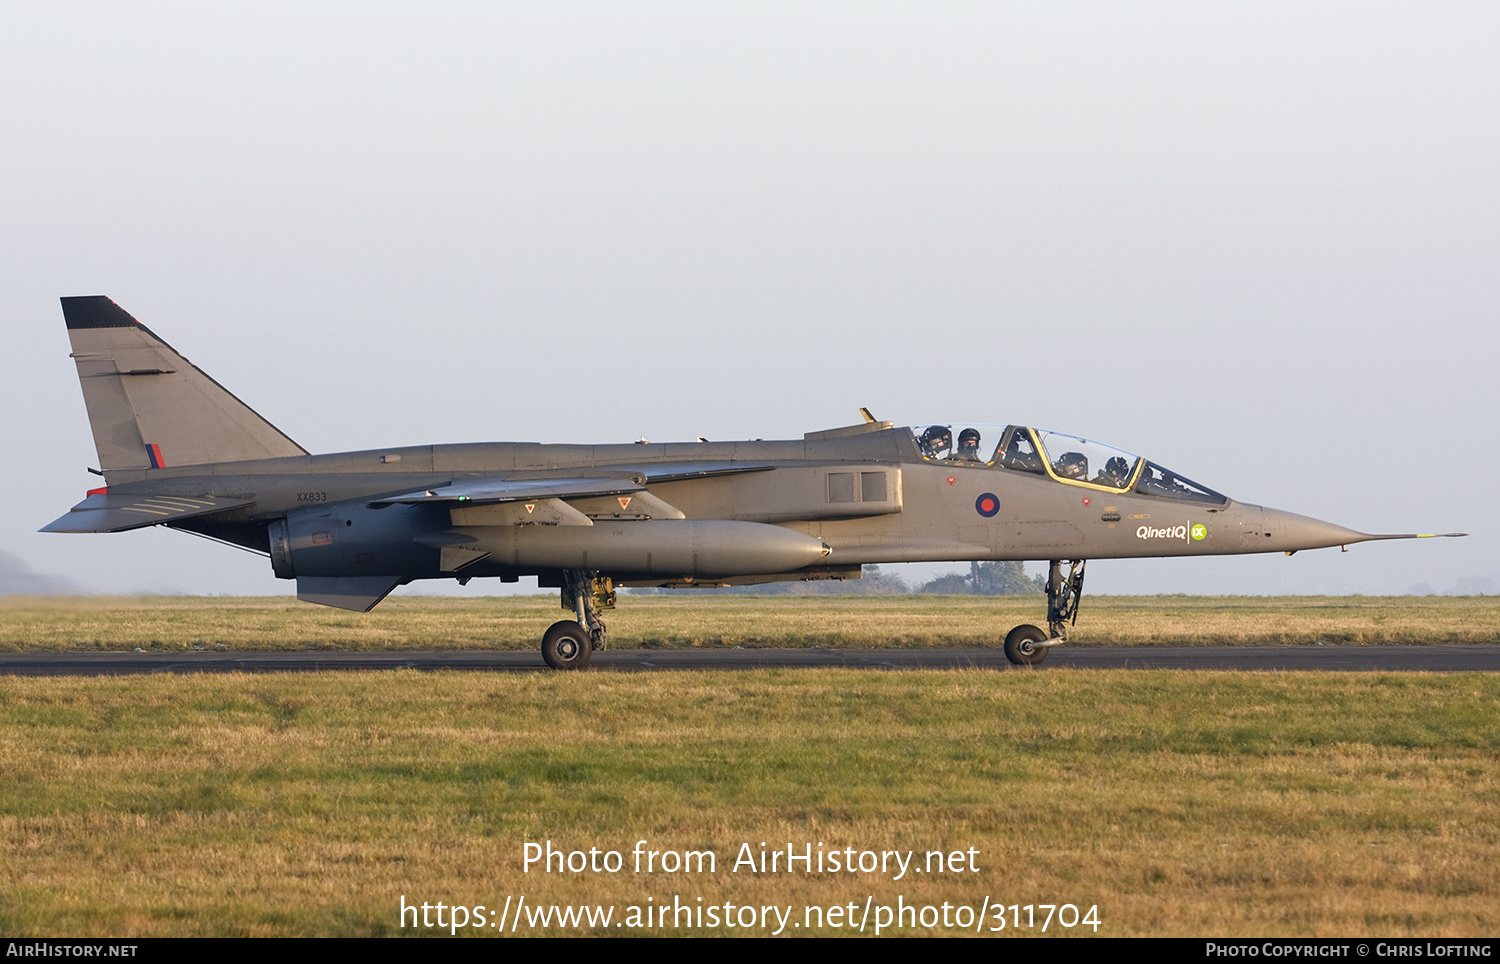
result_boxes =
[1,670,1497,936]
[1,594,1497,652]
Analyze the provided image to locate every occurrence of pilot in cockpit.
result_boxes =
[1054,451,1088,480]
[1095,456,1131,488]
[1002,431,1043,472]
[918,425,952,459]
[953,428,983,461]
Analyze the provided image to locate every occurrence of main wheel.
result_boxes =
[1003,624,1050,667]
[542,620,593,670]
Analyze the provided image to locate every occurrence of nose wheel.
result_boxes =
[542,570,612,669]
[1004,624,1049,666]
[1003,559,1085,667]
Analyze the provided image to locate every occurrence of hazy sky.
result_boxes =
[3,2,1494,597]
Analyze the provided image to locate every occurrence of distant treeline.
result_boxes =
[629,562,1044,596]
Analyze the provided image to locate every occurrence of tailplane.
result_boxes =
[60,296,307,472]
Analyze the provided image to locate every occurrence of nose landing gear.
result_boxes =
[542,570,613,669]
[1003,559,1085,667]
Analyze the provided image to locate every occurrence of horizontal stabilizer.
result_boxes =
[40,491,254,533]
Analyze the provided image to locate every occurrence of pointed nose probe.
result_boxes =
[1259,506,1466,553]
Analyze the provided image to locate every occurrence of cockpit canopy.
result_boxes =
[910,424,1227,505]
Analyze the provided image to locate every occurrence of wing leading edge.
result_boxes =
[367,463,777,507]
[368,477,646,506]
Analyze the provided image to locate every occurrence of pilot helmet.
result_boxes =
[920,425,951,448]
[957,428,981,449]
[1056,452,1088,479]
[1104,456,1129,480]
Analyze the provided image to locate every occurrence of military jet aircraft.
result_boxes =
[44,296,1463,668]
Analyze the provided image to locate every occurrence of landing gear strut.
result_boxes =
[542,570,614,670]
[1003,559,1086,667]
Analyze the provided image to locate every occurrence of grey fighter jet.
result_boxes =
[43,297,1463,668]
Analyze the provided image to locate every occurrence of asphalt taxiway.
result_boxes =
[0,645,1495,676]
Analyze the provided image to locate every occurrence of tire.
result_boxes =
[542,620,593,670]
[1004,624,1049,667]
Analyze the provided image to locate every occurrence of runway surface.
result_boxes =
[0,645,1496,676]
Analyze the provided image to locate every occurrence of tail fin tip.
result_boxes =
[59,295,307,471]
[60,296,142,331]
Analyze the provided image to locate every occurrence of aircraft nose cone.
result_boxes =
[1263,507,1371,552]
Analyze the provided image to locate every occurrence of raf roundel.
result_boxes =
[975,493,1000,517]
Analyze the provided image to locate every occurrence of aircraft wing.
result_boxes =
[368,477,647,506]
[41,491,256,533]
[368,464,778,507]
[624,462,777,483]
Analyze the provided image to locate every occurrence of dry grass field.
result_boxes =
[0,669,1496,937]
[0,593,1496,652]
[1,595,1496,936]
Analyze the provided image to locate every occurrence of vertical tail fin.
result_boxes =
[60,296,307,471]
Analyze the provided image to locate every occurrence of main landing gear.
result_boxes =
[1004,559,1086,668]
[542,570,614,670]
